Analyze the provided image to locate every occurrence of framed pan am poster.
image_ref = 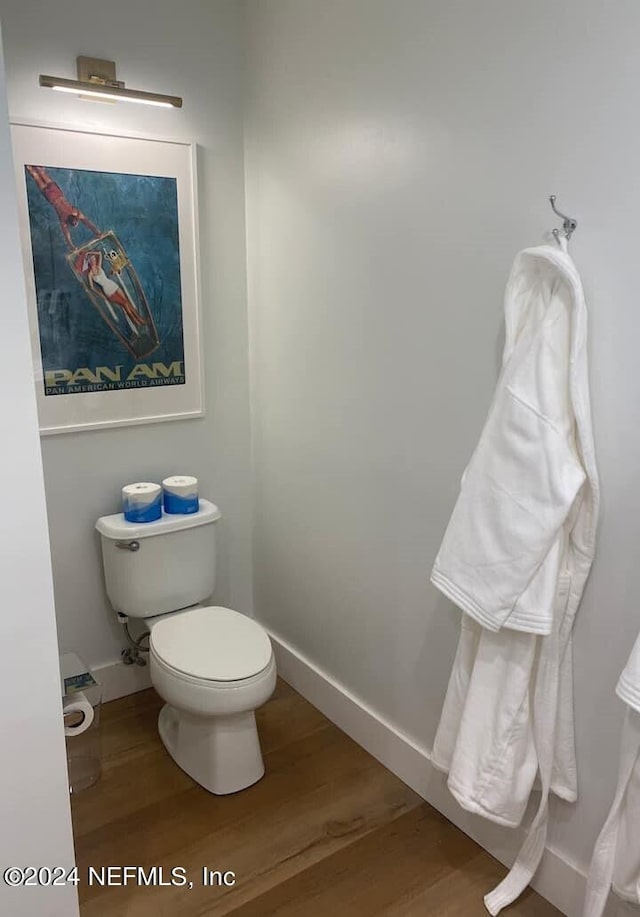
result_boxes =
[11,122,204,434]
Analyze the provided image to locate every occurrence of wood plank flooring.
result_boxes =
[70,680,562,916]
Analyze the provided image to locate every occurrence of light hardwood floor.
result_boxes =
[71,680,562,916]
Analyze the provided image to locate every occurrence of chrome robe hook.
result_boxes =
[549,194,577,241]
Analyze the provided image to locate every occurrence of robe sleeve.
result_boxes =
[618,634,640,714]
[430,281,586,634]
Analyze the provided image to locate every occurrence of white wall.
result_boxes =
[244,0,640,893]
[0,0,253,670]
[0,27,78,917]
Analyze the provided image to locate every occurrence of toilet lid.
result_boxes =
[150,606,272,682]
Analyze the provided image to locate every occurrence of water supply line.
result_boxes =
[118,613,150,666]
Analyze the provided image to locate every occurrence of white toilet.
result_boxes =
[95,499,276,795]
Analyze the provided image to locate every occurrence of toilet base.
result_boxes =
[158,704,265,795]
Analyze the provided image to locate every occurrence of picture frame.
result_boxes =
[10,121,204,435]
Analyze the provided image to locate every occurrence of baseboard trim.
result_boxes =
[268,629,590,917]
[93,658,152,702]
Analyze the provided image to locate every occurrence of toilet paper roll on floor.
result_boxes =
[63,691,95,737]
[122,482,162,523]
[163,475,199,514]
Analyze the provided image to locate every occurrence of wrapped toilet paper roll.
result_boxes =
[63,691,95,737]
[122,482,162,523]
[163,475,199,515]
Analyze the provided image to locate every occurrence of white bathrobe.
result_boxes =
[583,635,640,916]
[430,242,599,914]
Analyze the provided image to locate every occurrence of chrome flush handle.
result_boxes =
[115,540,140,552]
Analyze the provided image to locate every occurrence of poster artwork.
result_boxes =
[24,165,186,396]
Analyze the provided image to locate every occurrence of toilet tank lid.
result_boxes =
[95,498,221,540]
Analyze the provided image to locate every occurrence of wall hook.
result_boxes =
[549,194,577,241]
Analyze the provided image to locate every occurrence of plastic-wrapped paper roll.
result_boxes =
[63,691,95,737]
[162,475,199,515]
[122,482,162,523]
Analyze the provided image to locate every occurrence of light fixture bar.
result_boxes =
[38,61,182,109]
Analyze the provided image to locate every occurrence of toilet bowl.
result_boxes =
[95,500,276,795]
[148,605,276,795]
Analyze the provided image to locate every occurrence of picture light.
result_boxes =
[39,57,182,109]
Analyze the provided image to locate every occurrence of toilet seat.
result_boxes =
[149,605,272,683]
[150,646,274,690]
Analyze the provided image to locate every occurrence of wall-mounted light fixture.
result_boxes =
[39,57,182,109]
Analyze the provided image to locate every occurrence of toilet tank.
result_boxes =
[95,499,221,619]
